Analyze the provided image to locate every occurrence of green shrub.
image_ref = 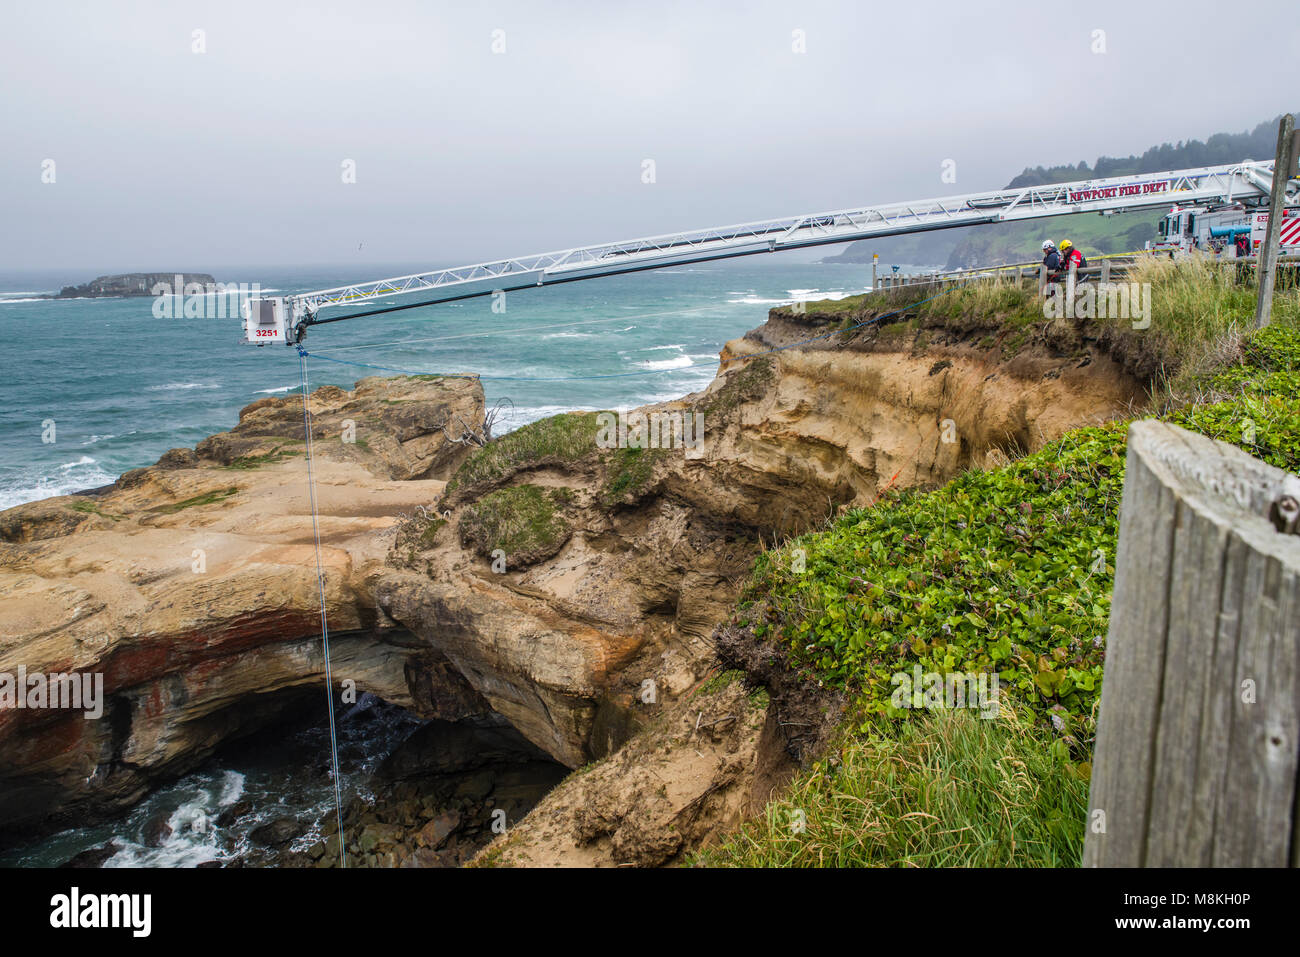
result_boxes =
[449,412,604,492]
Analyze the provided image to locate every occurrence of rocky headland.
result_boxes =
[52,273,218,298]
[0,301,1147,864]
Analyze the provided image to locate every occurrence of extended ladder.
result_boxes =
[242,160,1296,346]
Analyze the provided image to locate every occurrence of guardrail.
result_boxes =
[875,252,1300,292]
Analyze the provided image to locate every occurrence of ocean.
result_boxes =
[0,257,890,510]
[0,254,911,866]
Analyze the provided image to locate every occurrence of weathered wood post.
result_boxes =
[1084,421,1300,866]
[1255,113,1298,329]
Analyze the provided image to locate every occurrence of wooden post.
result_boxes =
[872,254,878,293]
[1255,113,1297,329]
[1100,259,1111,285]
[1038,264,1047,295]
[1084,421,1300,867]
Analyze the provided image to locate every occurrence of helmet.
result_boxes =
[1042,240,1055,250]
[1059,239,1073,251]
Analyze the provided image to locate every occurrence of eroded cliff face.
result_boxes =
[374,308,1147,865]
[0,375,487,835]
[0,305,1147,853]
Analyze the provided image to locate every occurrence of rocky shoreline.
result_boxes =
[50,273,218,299]
[0,303,1146,865]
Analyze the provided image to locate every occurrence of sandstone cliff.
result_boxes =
[0,375,485,835]
[0,303,1147,859]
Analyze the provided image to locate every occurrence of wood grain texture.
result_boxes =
[1084,420,1300,867]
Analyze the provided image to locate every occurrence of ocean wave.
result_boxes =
[636,355,693,370]
[0,462,119,511]
[640,343,685,352]
[147,382,219,392]
[499,404,596,430]
[0,297,51,304]
[254,385,297,395]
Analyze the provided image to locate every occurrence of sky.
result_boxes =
[2,0,1297,272]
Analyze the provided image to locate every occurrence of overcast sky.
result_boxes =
[3,0,1296,272]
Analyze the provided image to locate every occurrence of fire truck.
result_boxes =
[1151,202,1300,255]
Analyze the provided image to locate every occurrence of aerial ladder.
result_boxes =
[242,160,1299,348]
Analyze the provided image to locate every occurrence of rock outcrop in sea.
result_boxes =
[54,273,218,298]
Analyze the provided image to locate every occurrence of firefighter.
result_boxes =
[1059,239,1086,273]
[1041,240,1061,283]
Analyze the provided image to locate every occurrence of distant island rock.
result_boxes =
[53,273,217,299]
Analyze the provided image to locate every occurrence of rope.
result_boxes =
[297,347,348,868]
[314,301,744,355]
[299,283,965,383]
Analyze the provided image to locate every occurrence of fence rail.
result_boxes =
[1083,421,1300,867]
[876,253,1300,291]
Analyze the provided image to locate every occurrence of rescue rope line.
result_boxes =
[298,282,967,382]
[314,301,744,355]
[297,346,348,868]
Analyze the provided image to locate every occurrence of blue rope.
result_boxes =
[298,283,963,382]
[297,346,348,868]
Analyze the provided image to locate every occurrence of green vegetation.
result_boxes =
[1008,116,1297,186]
[66,499,123,521]
[709,267,1300,867]
[696,668,747,696]
[222,444,302,470]
[459,484,571,563]
[448,406,673,506]
[696,705,1088,867]
[448,411,603,492]
[747,423,1122,745]
[1171,323,1300,471]
[149,486,240,514]
[602,445,664,504]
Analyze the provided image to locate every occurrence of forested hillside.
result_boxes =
[827,113,1296,270]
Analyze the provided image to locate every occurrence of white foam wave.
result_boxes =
[219,770,246,806]
[637,355,693,370]
[147,382,219,392]
[0,463,120,511]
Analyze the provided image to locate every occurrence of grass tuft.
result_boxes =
[695,704,1088,867]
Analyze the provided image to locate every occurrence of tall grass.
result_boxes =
[695,704,1089,868]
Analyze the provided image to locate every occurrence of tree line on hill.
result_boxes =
[827,112,1298,270]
